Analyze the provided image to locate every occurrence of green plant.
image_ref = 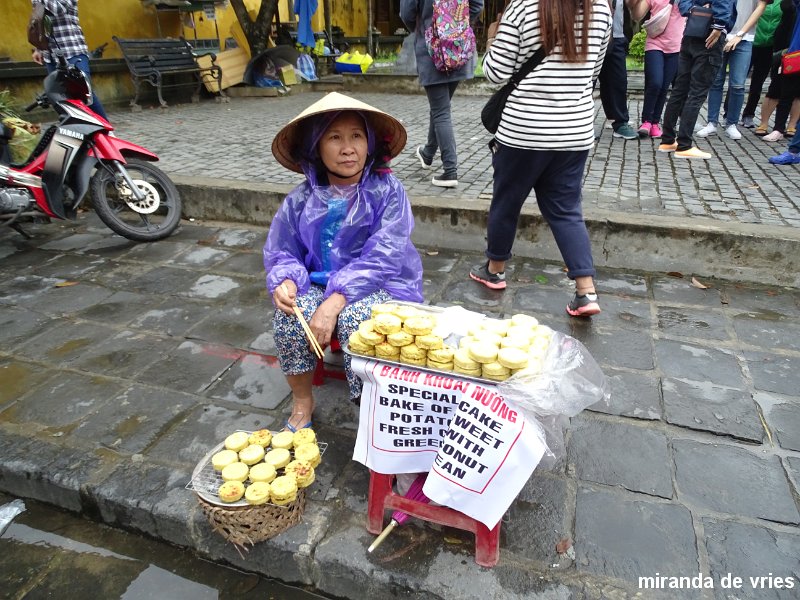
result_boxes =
[0,89,21,118]
[628,29,646,65]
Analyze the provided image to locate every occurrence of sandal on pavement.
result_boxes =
[284,418,313,432]
[754,124,768,136]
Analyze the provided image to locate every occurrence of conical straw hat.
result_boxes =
[271,92,407,173]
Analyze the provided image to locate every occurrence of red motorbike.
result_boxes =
[0,55,181,241]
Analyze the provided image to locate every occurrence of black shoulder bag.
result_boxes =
[481,46,547,134]
[28,2,50,51]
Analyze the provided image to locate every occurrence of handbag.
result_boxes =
[481,47,547,134]
[781,50,800,76]
[642,0,676,38]
[27,2,49,51]
[683,4,713,38]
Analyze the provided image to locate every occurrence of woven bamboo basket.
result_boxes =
[198,489,306,547]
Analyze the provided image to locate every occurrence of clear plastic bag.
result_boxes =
[498,331,610,469]
[0,499,26,537]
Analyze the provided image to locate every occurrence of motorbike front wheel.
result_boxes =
[90,158,182,242]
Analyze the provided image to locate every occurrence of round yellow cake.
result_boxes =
[468,342,498,364]
[284,460,315,488]
[427,359,453,371]
[293,428,317,447]
[374,342,401,360]
[403,315,435,336]
[238,444,265,466]
[248,462,277,483]
[211,449,239,471]
[270,475,298,506]
[348,331,374,354]
[224,431,249,452]
[271,430,295,450]
[370,303,396,318]
[497,347,529,370]
[415,334,443,350]
[482,361,511,381]
[248,429,273,448]
[294,442,321,468]
[221,461,249,483]
[244,481,271,505]
[454,348,480,370]
[264,447,291,469]
[218,480,245,503]
[373,313,402,334]
[386,331,414,347]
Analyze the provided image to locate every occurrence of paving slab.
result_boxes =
[704,519,800,600]
[672,439,800,524]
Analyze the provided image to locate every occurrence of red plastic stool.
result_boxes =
[366,470,501,567]
[312,338,347,386]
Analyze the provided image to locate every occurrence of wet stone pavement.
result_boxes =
[0,214,799,599]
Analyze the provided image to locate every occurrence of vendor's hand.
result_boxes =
[705,29,722,50]
[273,279,297,315]
[308,293,346,349]
[32,49,43,65]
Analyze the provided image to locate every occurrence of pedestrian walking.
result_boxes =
[469,0,612,317]
[400,0,484,188]
[599,0,639,139]
[30,0,109,121]
[627,0,687,138]
[658,0,736,159]
[696,0,773,141]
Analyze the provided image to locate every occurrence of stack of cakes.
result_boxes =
[348,303,457,371]
[209,427,321,505]
[457,313,553,381]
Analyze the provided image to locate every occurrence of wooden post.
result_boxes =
[367,0,374,56]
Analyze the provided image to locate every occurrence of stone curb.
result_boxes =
[173,175,800,289]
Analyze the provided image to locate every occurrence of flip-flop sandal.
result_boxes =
[754,125,768,136]
[284,419,313,432]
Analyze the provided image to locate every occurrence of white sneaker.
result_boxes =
[725,124,742,140]
[763,130,784,142]
[696,123,717,138]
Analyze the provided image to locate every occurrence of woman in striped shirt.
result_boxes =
[469,0,612,317]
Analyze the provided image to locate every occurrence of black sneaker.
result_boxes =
[431,173,458,188]
[566,292,601,317]
[469,262,506,290]
[416,145,433,170]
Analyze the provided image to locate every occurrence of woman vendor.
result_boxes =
[264,92,424,431]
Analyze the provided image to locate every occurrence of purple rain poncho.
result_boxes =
[263,112,423,304]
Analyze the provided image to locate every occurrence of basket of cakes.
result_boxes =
[187,427,325,547]
[346,302,554,383]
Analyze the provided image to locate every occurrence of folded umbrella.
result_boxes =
[368,473,429,552]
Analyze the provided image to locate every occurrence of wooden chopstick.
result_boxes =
[282,283,324,359]
[294,305,324,359]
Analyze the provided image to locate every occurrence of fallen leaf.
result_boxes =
[54,281,79,288]
[534,275,548,284]
[690,277,708,289]
[443,535,463,545]
[426,250,439,256]
[556,538,572,554]
[667,271,684,278]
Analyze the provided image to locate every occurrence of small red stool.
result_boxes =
[366,470,501,567]
[312,338,347,386]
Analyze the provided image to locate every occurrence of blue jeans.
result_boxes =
[706,40,752,126]
[642,50,680,125]
[790,127,800,154]
[487,143,594,279]
[45,53,109,121]
[421,81,459,178]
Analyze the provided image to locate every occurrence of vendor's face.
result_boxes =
[318,112,368,185]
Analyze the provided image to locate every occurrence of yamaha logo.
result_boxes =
[58,128,84,140]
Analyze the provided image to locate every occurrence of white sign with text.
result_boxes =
[351,356,547,528]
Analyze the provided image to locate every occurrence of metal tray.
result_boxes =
[186,431,327,508]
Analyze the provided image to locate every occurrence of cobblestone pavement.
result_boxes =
[1,214,798,599]
[109,87,800,228]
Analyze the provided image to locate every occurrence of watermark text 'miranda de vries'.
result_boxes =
[639,573,796,590]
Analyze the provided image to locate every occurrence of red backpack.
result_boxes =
[424,0,476,72]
